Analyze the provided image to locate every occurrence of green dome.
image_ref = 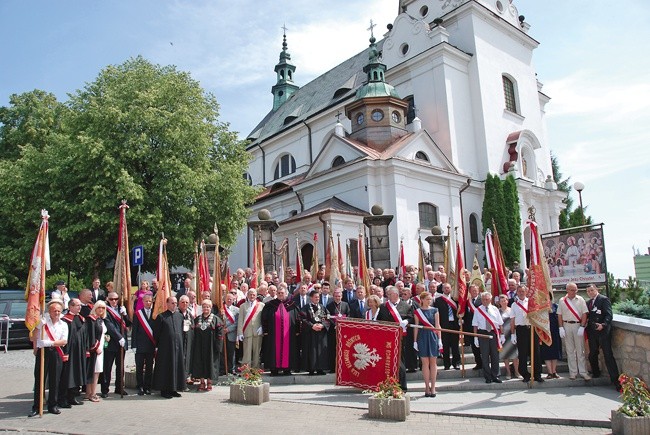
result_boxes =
[356,81,400,99]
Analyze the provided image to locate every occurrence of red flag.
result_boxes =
[337,234,344,278]
[486,228,508,296]
[211,225,222,311]
[456,239,467,317]
[417,236,425,283]
[24,210,50,335]
[310,233,319,281]
[295,237,303,283]
[525,220,553,346]
[397,239,406,279]
[335,319,401,390]
[113,201,132,319]
[152,237,172,319]
[251,234,259,288]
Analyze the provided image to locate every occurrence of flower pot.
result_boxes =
[611,410,650,434]
[229,382,270,405]
[368,395,410,421]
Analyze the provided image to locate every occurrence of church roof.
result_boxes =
[279,196,368,224]
[246,40,384,145]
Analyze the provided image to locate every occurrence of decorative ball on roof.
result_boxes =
[208,232,218,244]
[371,204,384,216]
[431,226,443,236]
[258,209,271,220]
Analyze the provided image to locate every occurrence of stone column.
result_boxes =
[248,209,279,273]
[363,205,394,270]
[425,226,446,268]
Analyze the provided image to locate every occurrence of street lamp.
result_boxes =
[573,181,585,226]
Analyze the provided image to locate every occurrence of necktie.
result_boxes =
[448,306,453,318]
[146,309,150,318]
[360,300,364,313]
[302,296,305,307]
[323,295,328,306]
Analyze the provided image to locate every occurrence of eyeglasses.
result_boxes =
[108,298,119,301]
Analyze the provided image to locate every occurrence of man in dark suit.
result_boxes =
[348,286,367,319]
[586,284,620,390]
[90,278,106,303]
[434,283,461,370]
[131,293,156,395]
[319,282,332,307]
[326,289,349,371]
[292,283,310,309]
[101,292,130,397]
[378,286,413,391]
[341,278,356,304]
[463,284,483,371]
[176,278,192,299]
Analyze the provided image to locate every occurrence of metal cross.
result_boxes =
[367,19,376,37]
[281,23,288,36]
[335,111,342,122]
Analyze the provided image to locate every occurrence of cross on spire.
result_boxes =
[281,23,288,36]
[367,19,376,38]
[335,111,342,122]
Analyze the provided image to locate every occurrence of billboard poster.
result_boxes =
[541,226,606,286]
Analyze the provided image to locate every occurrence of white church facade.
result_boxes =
[229,0,566,271]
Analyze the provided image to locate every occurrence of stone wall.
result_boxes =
[610,314,650,382]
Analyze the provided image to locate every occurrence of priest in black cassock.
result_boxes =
[326,289,349,372]
[58,298,87,407]
[300,290,331,375]
[378,286,414,392]
[153,296,186,399]
[261,286,300,376]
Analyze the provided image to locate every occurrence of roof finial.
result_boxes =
[281,23,288,52]
[367,19,377,43]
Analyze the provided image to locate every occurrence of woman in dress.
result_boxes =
[498,294,520,379]
[365,295,381,321]
[413,292,441,397]
[131,280,150,313]
[86,301,107,402]
[541,291,562,379]
[191,300,224,391]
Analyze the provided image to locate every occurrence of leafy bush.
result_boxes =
[613,299,650,320]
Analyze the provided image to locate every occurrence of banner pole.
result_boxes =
[529,326,534,389]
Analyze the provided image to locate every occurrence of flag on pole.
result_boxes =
[257,234,265,287]
[525,220,553,346]
[224,258,231,291]
[445,225,457,299]
[113,201,132,319]
[24,210,50,336]
[337,234,344,280]
[456,237,467,317]
[485,227,508,296]
[310,232,319,281]
[211,225,222,312]
[294,236,303,284]
[198,240,211,294]
[277,238,288,284]
[397,239,406,280]
[192,243,199,295]
[358,232,370,290]
[327,231,341,287]
[251,234,259,288]
[152,237,172,319]
[469,251,485,292]
[417,236,425,283]
[345,240,352,280]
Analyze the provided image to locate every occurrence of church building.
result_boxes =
[229,0,566,273]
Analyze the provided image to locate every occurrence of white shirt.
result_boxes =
[511,297,530,326]
[50,290,70,309]
[471,305,503,331]
[36,317,68,346]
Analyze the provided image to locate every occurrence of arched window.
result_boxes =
[273,154,296,180]
[418,203,438,229]
[502,75,518,113]
[405,95,416,124]
[469,213,479,243]
[415,151,429,162]
[332,156,345,168]
[243,172,252,186]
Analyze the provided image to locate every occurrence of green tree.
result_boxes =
[502,175,521,266]
[482,173,506,236]
[551,152,593,229]
[0,57,258,288]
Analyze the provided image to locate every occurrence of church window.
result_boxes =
[243,172,252,186]
[502,75,518,113]
[400,43,410,56]
[405,95,416,124]
[371,109,384,122]
[415,151,429,162]
[288,70,292,80]
[332,156,345,168]
[469,213,479,243]
[418,203,438,229]
[420,5,429,17]
[280,70,285,79]
[273,154,296,180]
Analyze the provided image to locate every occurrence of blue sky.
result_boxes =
[1,0,649,279]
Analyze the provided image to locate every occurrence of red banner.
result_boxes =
[335,319,401,390]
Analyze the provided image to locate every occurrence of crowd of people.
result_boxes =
[30,263,620,416]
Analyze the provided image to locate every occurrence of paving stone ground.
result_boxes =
[0,349,616,434]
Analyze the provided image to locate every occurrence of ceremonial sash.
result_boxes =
[386,302,407,335]
[515,300,529,314]
[467,300,475,313]
[136,310,156,346]
[43,323,69,362]
[365,309,379,321]
[242,301,260,332]
[441,295,458,311]
[107,306,127,330]
[562,297,582,322]
[477,306,502,350]
[413,296,421,305]
[223,307,235,324]
[414,308,435,329]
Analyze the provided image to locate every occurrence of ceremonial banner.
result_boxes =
[257,235,265,287]
[445,225,457,299]
[485,228,508,296]
[294,237,303,283]
[337,234,344,280]
[327,231,341,287]
[211,225,222,311]
[525,220,553,346]
[198,240,211,294]
[357,233,370,290]
[113,201,132,318]
[24,210,50,335]
[469,252,485,292]
[540,226,606,285]
[417,236,425,283]
[455,239,467,317]
[152,237,172,319]
[397,239,406,279]
[310,233,319,280]
[335,319,401,390]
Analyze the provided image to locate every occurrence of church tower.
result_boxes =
[271,27,299,111]
[345,21,409,150]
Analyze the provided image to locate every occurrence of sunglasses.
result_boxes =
[108,298,119,301]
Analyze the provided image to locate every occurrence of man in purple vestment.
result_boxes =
[261,287,300,375]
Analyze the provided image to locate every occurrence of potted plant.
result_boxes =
[611,374,650,434]
[366,377,410,421]
[228,364,270,405]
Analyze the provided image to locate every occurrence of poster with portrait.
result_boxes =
[541,226,607,286]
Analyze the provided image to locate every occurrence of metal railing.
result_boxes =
[0,315,9,353]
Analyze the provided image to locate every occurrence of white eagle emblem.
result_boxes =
[352,343,382,370]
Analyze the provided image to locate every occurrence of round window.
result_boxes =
[391,111,401,123]
[400,43,409,56]
[371,110,384,122]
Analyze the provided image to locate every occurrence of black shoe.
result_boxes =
[171,391,182,397]
[114,390,129,396]
[472,365,482,371]
[308,371,315,376]
[282,370,292,376]
[144,389,152,395]
[316,370,326,375]
[137,388,145,396]
[453,365,460,370]
[28,409,39,417]
[431,393,436,398]
[161,391,173,399]
[493,378,503,383]
[407,369,416,373]
[485,379,492,384]
[70,398,83,406]
[534,377,544,383]
[100,393,108,398]
[522,378,531,383]
[443,366,450,371]
[48,406,61,415]
[270,370,279,377]
[58,402,72,409]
